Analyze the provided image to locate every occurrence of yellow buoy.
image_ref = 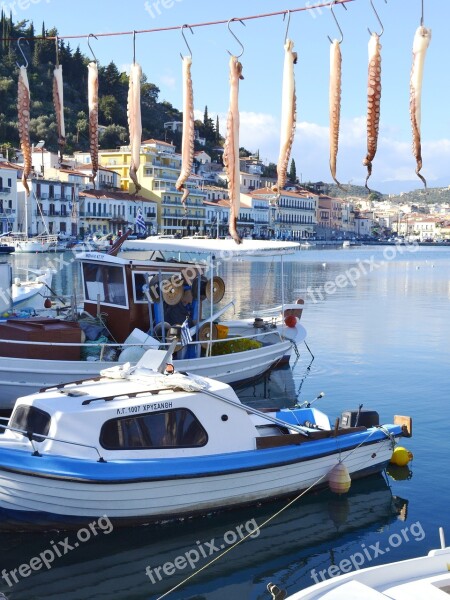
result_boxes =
[390,446,413,467]
[328,462,351,494]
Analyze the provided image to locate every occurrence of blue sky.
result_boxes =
[13,0,449,194]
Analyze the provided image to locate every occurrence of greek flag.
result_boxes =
[181,317,192,347]
[135,208,146,232]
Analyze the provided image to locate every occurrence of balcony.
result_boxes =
[0,187,11,195]
[79,211,113,219]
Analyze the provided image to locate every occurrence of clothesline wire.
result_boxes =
[0,0,354,42]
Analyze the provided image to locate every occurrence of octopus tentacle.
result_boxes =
[223,55,244,245]
[128,62,142,194]
[273,38,297,197]
[17,65,31,196]
[88,61,99,187]
[363,33,382,190]
[410,25,431,189]
[53,65,66,162]
[175,55,195,212]
[329,40,344,190]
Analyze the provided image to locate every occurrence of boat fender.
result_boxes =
[328,462,351,494]
[390,446,413,467]
[267,583,287,600]
[284,315,297,328]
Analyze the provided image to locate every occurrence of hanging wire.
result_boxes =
[87,33,98,63]
[226,18,246,58]
[132,30,136,64]
[284,9,291,43]
[180,24,194,60]
[420,0,424,25]
[16,37,28,68]
[55,35,60,67]
[1,1,355,42]
[327,0,348,44]
[367,0,387,37]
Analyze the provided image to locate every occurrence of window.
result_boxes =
[10,405,51,438]
[100,408,208,449]
[82,262,127,307]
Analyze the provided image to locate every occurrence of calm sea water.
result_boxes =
[1,245,449,600]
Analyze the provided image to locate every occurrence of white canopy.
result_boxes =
[123,236,300,256]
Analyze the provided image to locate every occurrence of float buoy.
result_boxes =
[44,298,52,308]
[328,462,351,494]
[390,446,413,467]
[284,315,297,328]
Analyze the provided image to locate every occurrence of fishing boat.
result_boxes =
[0,231,58,253]
[0,262,53,312]
[0,349,412,529]
[0,239,306,409]
[281,528,449,600]
[11,268,53,310]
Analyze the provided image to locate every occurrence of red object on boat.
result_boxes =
[284,314,297,328]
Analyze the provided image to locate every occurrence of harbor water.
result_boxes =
[0,244,449,599]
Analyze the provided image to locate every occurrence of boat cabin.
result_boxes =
[77,251,209,344]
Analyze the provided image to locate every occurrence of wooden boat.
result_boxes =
[0,241,306,409]
[282,529,449,600]
[0,349,411,529]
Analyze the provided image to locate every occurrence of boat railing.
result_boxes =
[0,328,288,359]
[0,418,106,462]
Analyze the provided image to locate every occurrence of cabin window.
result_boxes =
[100,408,208,450]
[10,406,51,438]
[82,262,127,307]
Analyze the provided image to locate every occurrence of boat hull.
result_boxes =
[0,339,293,409]
[0,433,399,528]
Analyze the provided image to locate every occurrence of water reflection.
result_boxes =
[0,475,407,600]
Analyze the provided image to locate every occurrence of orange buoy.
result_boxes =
[284,314,297,328]
[328,462,351,494]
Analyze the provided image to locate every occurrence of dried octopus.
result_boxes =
[53,64,66,161]
[410,25,431,188]
[88,61,99,186]
[128,62,142,193]
[17,66,31,196]
[175,55,195,210]
[363,33,382,189]
[223,55,244,245]
[273,38,297,196]
[329,39,344,190]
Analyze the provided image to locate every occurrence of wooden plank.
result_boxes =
[394,415,413,437]
[255,426,368,449]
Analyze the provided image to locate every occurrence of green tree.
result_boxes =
[289,158,297,183]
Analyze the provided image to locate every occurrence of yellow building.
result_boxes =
[97,139,207,235]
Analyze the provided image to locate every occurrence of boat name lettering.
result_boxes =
[116,401,173,416]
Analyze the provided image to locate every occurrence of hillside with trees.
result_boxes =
[0,13,223,158]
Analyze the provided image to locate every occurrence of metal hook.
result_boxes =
[55,35,59,67]
[368,0,387,37]
[227,18,246,58]
[16,37,29,69]
[180,24,194,60]
[87,33,98,63]
[327,0,347,44]
[284,10,291,44]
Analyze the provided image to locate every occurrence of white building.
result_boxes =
[0,159,20,234]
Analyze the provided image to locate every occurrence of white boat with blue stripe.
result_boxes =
[0,350,412,530]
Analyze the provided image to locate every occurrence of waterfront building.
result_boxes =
[248,187,316,240]
[79,190,157,237]
[96,140,207,236]
[0,158,20,234]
